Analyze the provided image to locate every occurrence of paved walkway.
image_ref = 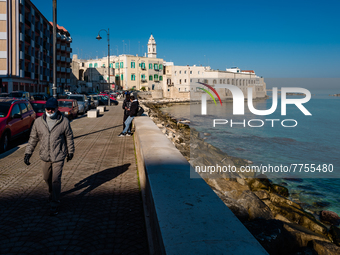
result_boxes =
[0,104,149,254]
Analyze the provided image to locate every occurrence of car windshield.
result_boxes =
[31,103,46,113]
[9,92,23,98]
[0,104,11,117]
[58,101,73,107]
[68,96,83,101]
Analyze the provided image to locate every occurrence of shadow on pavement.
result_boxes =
[62,163,131,198]
[73,124,122,139]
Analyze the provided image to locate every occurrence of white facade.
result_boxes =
[147,34,157,58]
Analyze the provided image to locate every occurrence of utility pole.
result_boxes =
[52,0,57,98]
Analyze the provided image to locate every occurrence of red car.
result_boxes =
[0,98,36,152]
[57,99,79,120]
[99,93,116,101]
[30,100,46,118]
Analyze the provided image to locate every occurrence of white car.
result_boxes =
[65,92,72,95]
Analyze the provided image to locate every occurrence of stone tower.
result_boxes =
[147,34,157,58]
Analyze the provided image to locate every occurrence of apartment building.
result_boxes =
[163,64,266,99]
[0,0,72,94]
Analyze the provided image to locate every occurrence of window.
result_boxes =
[131,62,135,68]
[159,76,163,81]
[120,62,123,68]
[154,63,158,70]
[223,79,225,84]
[115,63,119,69]
[94,63,98,68]
[175,71,177,76]
[198,71,200,74]
[190,71,192,74]
[220,79,222,84]
[19,103,28,114]
[213,79,217,84]
[149,75,153,81]
[141,62,145,69]
[121,74,123,80]
[184,71,186,74]
[184,79,186,83]
[152,85,155,90]
[159,64,163,70]
[149,63,153,69]
[179,71,181,74]
[179,79,182,84]
[154,74,158,80]
[190,79,192,82]
[198,79,200,82]
[141,74,145,80]
[11,104,20,118]
[89,63,93,68]
[110,63,113,68]
[102,64,105,68]
[131,74,135,81]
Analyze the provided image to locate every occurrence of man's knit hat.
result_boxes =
[45,97,58,109]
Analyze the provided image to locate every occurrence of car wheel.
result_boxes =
[0,132,10,153]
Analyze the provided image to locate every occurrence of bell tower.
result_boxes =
[147,34,157,58]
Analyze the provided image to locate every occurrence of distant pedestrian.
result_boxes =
[24,97,75,216]
[118,94,139,137]
[122,93,132,131]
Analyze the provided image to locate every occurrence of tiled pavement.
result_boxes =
[0,105,149,255]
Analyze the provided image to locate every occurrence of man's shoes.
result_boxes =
[50,206,59,216]
[126,132,132,136]
[118,132,125,137]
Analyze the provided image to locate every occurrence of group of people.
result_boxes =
[118,92,139,137]
[22,92,140,216]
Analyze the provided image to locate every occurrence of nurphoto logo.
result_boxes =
[197,83,312,128]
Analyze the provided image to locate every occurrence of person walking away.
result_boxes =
[118,94,138,137]
[24,97,75,216]
[122,93,131,131]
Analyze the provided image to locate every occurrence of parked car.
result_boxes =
[87,95,99,109]
[67,94,89,114]
[30,100,46,118]
[8,91,31,100]
[0,99,36,152]
[0,93,9,98]
[57,99,78,120]
[99,92,116,101]
[31,93,49,101]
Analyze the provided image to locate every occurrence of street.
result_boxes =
[0,105,149,254]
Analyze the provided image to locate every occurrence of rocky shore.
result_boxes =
[139,98,340,255]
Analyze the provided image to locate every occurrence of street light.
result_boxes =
[96,28,111,91]
[52,0,57,98]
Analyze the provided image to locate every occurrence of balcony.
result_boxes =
[19,14,24,23]
[57,66,60,72]
[19,51,24,60]
[61,56,66,62]
[61,67,66,72]
[61,78,65,83]
[20,70,24,78]
[57,55,60,61]
[66,58,71,63]
[57,44,60,49]
[66,68,71,73]
[61,45,66,51]
[141,79,147,83]
[19,33,23,41]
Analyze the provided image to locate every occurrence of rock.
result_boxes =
[236,177,246,186]
[205,178,249,200]
[271,184,289,197]
[235,147,245,151]
[254,190,270,200]
[248,179,271,191]
[244,219,297,255]
[312,240,340,255]
[329,225,340,245]
[313,201,331,208]
[203,132,211,136]
[212,189,249,222]
[269,193,302,210]
[263,199,328,236]
[320,210,340,226]
[275,214,291,223]
[280,182,288,186]
[238,190,274,220]
[283,222,331,247]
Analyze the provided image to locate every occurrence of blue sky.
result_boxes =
[31,0,339,79]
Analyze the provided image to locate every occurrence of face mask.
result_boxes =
[46,111,57,118]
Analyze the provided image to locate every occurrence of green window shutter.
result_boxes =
[131,62,135,68]
[121,74,123,80]
[149,75,153,81]
[154,74,158,80]
[159,64,163,70]
[154,64,158,70]
[131,74,135,81]
[89,63,93,67]
[160,76,163,81]
[149,63,152,69]
[94,63,98,68]
[120,62,123,68]
[115,63,119,69]
[141,62,145,69]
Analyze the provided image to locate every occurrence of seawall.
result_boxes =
[133,116,268,254]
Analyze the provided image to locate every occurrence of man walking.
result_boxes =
[24,97,74,216]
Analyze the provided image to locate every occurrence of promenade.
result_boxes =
[0,104,149,254]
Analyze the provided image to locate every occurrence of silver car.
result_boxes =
[67,94,89,114]
[88,95,99,109]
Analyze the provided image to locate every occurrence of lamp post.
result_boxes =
[96,29,111,91]
[52,0,57,98]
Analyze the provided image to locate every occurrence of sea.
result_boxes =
[161,88,340,215]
